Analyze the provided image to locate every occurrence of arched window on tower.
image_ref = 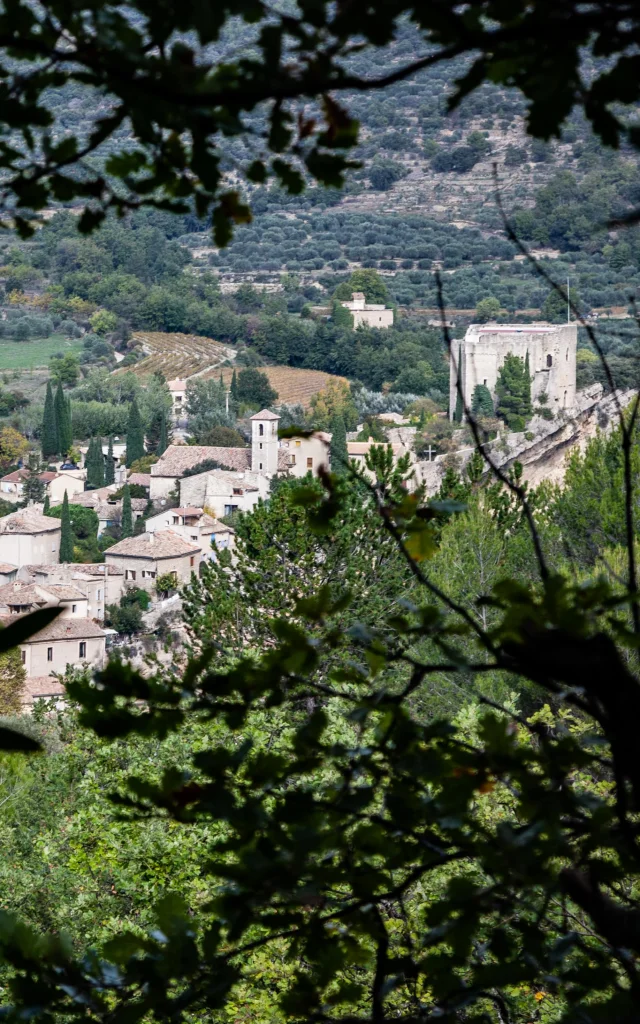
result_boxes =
[547,354,553,367]
[259,423,264,436]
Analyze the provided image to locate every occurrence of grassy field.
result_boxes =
[0,334,83,370]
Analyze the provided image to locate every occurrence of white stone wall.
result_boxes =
[449,324,577,419]
[22,634,105,678]
[0,528,60,567]
[104,552,199,592]
[279,435,329,477]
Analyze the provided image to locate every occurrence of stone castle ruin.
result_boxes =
[449,322,578,420]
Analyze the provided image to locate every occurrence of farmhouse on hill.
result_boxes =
[340,291,394,329]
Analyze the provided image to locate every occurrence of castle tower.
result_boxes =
[251,409,280,475]
[449,322,578,420]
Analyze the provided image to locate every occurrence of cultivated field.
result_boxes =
[0,335,83,370]
[121,332,235,379]
[213,365,349,408]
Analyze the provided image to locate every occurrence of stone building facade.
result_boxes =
[340,292,394,329]
[449,322,578,420]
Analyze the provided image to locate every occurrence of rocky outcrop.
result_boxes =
[415,386,637,495]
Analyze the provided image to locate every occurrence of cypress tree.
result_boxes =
[329,414,349,474]
[41,382,58,459]
[157,411,169,457]
[59,491,74,562]
[126,399,144,467]
[230,369,238,401]
[55,382,72,457]
[121,484,133,538]
[43,494,50,514]
[105,436,115,485]
[454,391,463,423]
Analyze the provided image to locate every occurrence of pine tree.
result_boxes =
[55,382,72,456]
[230,369,238,401]
[330,414,349,474]
[157,411,169,457]
[495,353,532,430]
[121,484,133,538]
[471,384,494,417]
[105,436,115,485]
[126,399,144,467]
[41,382,58,459]
[59,491,74,562]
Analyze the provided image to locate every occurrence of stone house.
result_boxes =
[48,472,86,504]
[65,491,147,536]
[167,379,188,422]
[0,469,83,504]
[18,563,124,620]
[104,531,201,591]
[278,431,331,477]
[13,615,106,679]
[145,507,235,560]
[340,292,394,329]
[179,470,265,517]
[0,580,88,618]
[449,322,577,420]
[0,509,61,566]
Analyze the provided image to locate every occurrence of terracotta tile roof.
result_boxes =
[0,581,52,606]
[173,507,204,516]
[38,472,58,482]
[0,563,16,574]
[21,676,66,702]
[152,445,251,476]
[131,498,148,511]
[167,379,188,391]
[250,409,280,420]
[22,563,124,577]
[1,468,29,483]
[26,617,106,643]
[208,519,235,534]
[45,584,87,601]
[0,509,60,535]
[105,530,200,559]
[128,473,151,486]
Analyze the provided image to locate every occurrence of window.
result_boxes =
[259,462,263,470]
[21,650,25,664]
[483,379,487,386]
[47,647,53,662]
[295,440,301,447]
[224,504,238,516]
[307,457,313,468]
[259,423,264,436]
[259,442,263,450]
[72,604,77,613]
[97,589,102,600]
[126,569,137,581]
[79,641,86,658]
[191,534,198,540]
[547,354,552,367]
[190,556,195,567]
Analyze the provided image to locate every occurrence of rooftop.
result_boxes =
[21,676,66,703]
[0,509,60,535]
[0,563,16,574]
[25,616,106,643]
[1,468,30,483]
[105,530,201,559]
[167,379,188,391]
[250,409,280,421]
[22,563,124,577]
[128,473,151,487]
[151,444,252,476]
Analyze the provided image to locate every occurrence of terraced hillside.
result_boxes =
[121,332,235,379]
[213,366,348,409]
